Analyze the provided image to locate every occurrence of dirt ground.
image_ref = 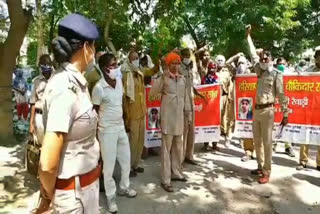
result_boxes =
[1,140,320,214]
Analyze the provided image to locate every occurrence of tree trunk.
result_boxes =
[182,16,201,49]
[103,12,118,57]
[0,0,32,146]
[36,0,45,64]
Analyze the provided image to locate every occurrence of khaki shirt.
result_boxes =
[84,67,101,96]
[43,63,99,179]
[122,71,146,122]
[30,74,48,110]
[306,64,320,73]
[253,64,288,117]
[149,72,190,135]
[180,63,199,110]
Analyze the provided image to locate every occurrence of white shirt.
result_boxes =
[92,77,124,132]
[239,111,248,120]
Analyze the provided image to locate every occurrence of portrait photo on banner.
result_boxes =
[238,97,253,120]
[147,107,161,130]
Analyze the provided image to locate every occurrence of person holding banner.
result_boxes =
[215,55,233,148]
[226,53,256,162]
[296,46,320,171]
[247,25,289,184]
[149,52,190,192]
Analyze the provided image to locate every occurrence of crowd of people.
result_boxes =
[26,13,320,214]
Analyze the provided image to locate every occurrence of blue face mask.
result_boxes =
[277,64,285,72]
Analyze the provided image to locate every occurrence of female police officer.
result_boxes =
[38,13,101,213]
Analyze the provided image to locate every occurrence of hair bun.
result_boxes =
[52,36,72,63]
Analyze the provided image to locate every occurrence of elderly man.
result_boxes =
[122,51,146,177]
[149,52,190,192]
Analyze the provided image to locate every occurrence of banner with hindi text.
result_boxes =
[234,73,320,145]
[145,84,221,148]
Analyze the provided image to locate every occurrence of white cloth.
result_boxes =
[91,78,124,132]
[98,127,131,198]
[239,111,248,120]
[51,178,99,213]
[34,113,44,144]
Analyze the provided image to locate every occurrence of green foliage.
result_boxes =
[24,0,319,63]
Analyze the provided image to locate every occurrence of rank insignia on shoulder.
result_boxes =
[68,85,78,94]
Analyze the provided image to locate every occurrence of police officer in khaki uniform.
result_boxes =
[296,46,320,171]
[180,48,204,165]
[149,52,190,192]
[247,26,289,184]
[29,55,53,144]
[38,14,101,213]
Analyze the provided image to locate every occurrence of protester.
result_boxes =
[202,62,219,151]
[92,53,137,213]
[247,25,289,184]
[38,13,101,213]
[29,54,53,144]
[273,57,295,157]
[122,51,146,177]
[296,46,320,171]
[180,48,205,165]
[84,51,105,95]
[216,54,233,148]
[149,52,190,192]
[197,49,213,80]
[13,68,29,121]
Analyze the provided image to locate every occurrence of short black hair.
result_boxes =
[241,98,250,104]
[276,57,285,65]
[99,53,116,69]
[181,48,191,57]
[150,108,158,114]
[39,54,51,66]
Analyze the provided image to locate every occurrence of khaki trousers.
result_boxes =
[161,134,183,185]
[243,138,254,156]
[183,112,195,162]
[129,117,145,168]
[35,113,44,144]
[299,145,320,166]
[225,98,235,139]
[220,95,228,135]
[253,107,274,175]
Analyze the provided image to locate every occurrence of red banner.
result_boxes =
[145,84,221,147]
[235,73,320,145]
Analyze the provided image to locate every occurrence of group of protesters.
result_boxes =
[26,13,320,214]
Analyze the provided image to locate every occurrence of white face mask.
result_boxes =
[106,66,121,80]
[183,58,191,65]
[237,64,247,74]
[132,59,140,68]
[85,45,96,73]
[259,62,269,70]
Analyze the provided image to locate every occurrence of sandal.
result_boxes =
[161,183,174,192]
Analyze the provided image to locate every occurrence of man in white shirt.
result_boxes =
[92,53,136,213]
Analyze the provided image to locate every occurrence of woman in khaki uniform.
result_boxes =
[149,52,191,192]
[38,14,101,213]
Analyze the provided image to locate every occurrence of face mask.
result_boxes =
[106,66,121,80]
[85,44,96,73]
[183,58,191,65]
[132,59,140,68]
[260,62,269,70]
[237,64,247,74]
[277,64,285,72]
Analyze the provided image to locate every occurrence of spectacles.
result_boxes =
[260,58,270,63]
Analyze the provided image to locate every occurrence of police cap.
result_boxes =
[58,13,100,41]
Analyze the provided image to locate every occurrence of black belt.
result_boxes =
[35,108,43,114]
[255,103,274,110]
